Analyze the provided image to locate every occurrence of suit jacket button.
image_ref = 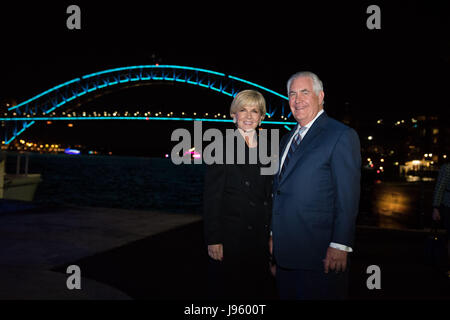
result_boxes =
[244,181,250,187]
[263,201,268,206]
[271,193,273,198]
[249,201,256,207]
[247,225,253,230]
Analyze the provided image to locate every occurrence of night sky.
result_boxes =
[1,1,448,156]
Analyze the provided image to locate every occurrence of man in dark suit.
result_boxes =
[270,72,361,299]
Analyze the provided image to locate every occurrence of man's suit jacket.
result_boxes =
[272,111,361,270]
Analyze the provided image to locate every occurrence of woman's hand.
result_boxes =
[208,244,224,261]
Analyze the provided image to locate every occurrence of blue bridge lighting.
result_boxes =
[2,65,292,145]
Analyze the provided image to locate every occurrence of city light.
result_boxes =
[2,107,298,126]
[64,148,81,155]
[2,138,82,155]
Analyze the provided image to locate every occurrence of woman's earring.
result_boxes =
[233,118,237,124]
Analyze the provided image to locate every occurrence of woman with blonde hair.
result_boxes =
[203,89,275,299]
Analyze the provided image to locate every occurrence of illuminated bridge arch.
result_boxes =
[2,65,293,144]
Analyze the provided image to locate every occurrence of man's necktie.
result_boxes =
[279,126,307,180]
[245,136,250,147]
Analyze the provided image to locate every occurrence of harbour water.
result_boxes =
[3,152,206,214]
[2,152,437,229]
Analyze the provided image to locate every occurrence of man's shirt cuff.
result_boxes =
[329,242,353,252]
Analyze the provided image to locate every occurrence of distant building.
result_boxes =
[333,107,447,181]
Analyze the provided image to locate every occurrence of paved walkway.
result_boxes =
[1,199,449,300]
[0,200,201,299]
[349,226,449,299]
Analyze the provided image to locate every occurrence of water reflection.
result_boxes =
[359,181,435,229]
[2,152,439,230]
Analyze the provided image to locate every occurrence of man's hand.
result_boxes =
[323,246,348,273]
[432,208,441,221]
[208,244,223,261]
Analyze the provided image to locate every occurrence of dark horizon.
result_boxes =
[1,1,449,156]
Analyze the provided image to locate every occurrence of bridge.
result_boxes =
[1,65,296,145]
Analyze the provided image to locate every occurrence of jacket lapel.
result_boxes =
[279,124,298,160]
[274,125,298,185]
[278,112,327,185]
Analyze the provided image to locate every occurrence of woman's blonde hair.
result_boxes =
[229,89,266,120]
